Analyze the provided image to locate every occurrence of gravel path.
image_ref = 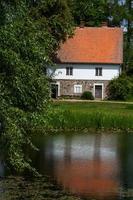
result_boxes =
[53,99,133,104]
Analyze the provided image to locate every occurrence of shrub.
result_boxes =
[81,91,94,100]
[107,75,132,100]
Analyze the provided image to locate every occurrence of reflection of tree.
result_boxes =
[43,138,55,176]
[31,137,55,176]
[119,134,128,189]
[119,134,133,189]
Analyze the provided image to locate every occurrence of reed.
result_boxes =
[48,102,133,131]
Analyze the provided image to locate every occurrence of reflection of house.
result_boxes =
[51,25,123,99]
[43,135,120,200]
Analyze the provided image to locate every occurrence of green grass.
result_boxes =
[49,101,133,131]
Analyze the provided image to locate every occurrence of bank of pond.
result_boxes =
[48,102,133,131]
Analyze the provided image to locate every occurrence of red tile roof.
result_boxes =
[56,27,123,64]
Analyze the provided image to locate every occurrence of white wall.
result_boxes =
[50,64,120,81]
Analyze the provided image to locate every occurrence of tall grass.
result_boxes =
[48,102,133,131]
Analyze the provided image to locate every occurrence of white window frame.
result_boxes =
[74,85,82,94]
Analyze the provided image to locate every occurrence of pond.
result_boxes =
[0,132,133,200]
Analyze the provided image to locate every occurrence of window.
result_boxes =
[95,67,102,76]
[66,67,73,75]
[74,85,82,94]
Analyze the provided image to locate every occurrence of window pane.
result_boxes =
[76,86,80,93]
[99,68,102,76]
[66,67,69,75]
[96,68,98,76]
[74,85,82,93]
[70,67,73,75]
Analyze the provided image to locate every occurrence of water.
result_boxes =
[1,132,133,200]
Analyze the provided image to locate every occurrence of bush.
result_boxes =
[107,75,132,100]
[81,91,94,100]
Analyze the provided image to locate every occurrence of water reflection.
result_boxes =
[1,133,133,200]
[36,134,121,199]
[119,134,133,190]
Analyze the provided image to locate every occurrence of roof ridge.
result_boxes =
[76,26,122,30]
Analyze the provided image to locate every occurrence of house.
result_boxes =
[51,25,123,99]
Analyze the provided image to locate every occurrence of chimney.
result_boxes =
[101,21,108,27]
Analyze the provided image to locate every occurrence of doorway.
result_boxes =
[51,84,58,98]
[94,85,103,99]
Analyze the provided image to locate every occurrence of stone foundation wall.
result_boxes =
[56,79,109,99]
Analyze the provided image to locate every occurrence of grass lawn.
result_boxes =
[49,101,133,131]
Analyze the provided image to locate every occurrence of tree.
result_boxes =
[123,0,133,73]
[69,0,133,74]
[107,75,132,100]
[0,0,73,174]
[69,0,108,26]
